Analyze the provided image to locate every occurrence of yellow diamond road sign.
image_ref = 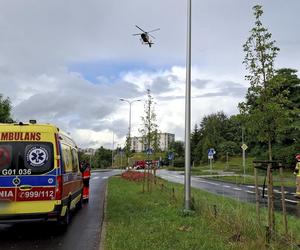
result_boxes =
[241,144,248,151]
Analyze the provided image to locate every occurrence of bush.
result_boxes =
[173,157,185,168]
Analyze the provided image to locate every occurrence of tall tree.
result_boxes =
[270,68,300,165]
[191,124,201,164]
[239,5,282,161]
[139,89,160,153]
[92,146,112,169]
[0,94,13,123]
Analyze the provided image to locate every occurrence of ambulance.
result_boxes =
[0,121,83,226]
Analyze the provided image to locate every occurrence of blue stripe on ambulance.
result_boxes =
[0,175,56,187]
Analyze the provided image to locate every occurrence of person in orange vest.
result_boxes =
[294,154,300,175]
[294,154,300,197]
[80,161,91,202]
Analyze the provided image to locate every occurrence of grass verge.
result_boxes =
[104,176,300,250]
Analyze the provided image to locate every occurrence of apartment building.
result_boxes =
[130,133,175,152]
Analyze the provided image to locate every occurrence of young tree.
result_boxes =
[139,89,160,192]
[0,94,13,123]
[139,89,160,154]
[239,5,282,161]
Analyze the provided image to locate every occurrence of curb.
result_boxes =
[99,183,108,250]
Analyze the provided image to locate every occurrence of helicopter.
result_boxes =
[132,25,160,47]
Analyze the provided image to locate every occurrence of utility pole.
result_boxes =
[111,131,114,168]
[120,98,141,166]
[242,127,246,182]
[184,0,192,211]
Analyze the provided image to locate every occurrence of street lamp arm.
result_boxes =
[120,98,142,105]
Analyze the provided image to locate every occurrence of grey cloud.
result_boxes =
[150,77,172,94]
[192,79,212,89]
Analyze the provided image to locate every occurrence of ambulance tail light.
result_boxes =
[55,175,63,200]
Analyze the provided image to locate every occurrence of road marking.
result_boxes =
[223,185,231,188]
[246,190,255,194]
[285,199,299,204]
[102,176,108,179]
[246,185,255,188]
[204,182,220,186]
[233,188,242,191]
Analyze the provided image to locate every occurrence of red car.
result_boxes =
[133,160,146,170]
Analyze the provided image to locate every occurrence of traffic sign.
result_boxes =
[241,144,248,151]
[208,148,216,159]
[168,152,174,160]
[146,148,153,155]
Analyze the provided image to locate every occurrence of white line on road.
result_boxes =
[223,185,231,188]
[246,185,255,188]
[233,188,242,191]
[246,190,255,194]
[204,182,220,186]
[285,199,299,204]
[102,176,108,179]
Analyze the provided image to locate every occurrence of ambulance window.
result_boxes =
[0,145,13,174]
[24,143,54,174]
[71,148,79,172]
[61,144,73,173]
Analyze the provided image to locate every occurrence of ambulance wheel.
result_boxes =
[59,206,71,228]
[76,194,83,210]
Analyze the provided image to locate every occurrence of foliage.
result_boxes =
[92,146,112,168]
[124,135,132,164]
[192,112,242,163]
[173,157,185,168]
[139,89,160,154]
[78,151,91,163]
[0,94,13,123]
[169,140,184,158]
[239,5,281,160]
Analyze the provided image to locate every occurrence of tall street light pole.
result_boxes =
[120,98,141,165]
[184,0,192,211]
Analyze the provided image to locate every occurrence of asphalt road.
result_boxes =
[0,170,121,250]
[156,169,300,217]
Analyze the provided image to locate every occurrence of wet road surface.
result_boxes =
[0,170,121,250]
[156,169,300,216]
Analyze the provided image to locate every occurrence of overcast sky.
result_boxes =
[0,1,299,149]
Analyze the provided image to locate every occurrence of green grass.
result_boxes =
[104,176,300,250]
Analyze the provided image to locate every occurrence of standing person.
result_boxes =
[294,154,300,197]
[80,161,91,202]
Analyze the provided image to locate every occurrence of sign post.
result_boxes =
[208,148,216,175]
[241,143,248,182]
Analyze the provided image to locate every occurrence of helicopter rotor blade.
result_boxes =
[149,34,156,39]
[132,33,142,36]
[135,25,146,33]
[147,28,160,33]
